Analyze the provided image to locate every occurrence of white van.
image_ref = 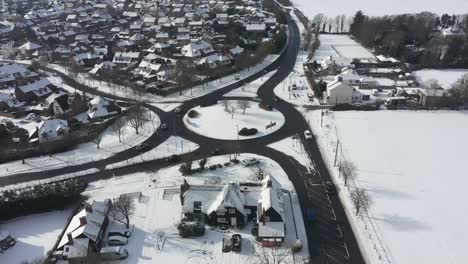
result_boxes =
[100,246,128,260]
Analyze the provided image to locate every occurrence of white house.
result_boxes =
[323,80,353,105]
[181,40,214,58]
[37,118,69,142]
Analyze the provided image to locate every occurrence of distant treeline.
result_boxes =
[350,11,468,67]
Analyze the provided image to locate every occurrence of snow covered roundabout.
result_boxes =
[183,100,285,140]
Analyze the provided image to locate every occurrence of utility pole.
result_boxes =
[320,109,323,127]
[334,139,340,166]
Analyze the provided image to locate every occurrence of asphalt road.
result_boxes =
[0,14,366,264]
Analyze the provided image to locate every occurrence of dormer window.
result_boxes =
[194,201,201,213]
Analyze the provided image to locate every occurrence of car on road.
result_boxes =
[325,181,336,195]
[135,143,151,152]
[232,234,242,252]
[160,123,168,130]
[241,158,259,167]
[304,130,313,140]
[100,247,128,260]
[107,236,128,246]
[174,107,182,113]
[165,154,180,163]
[211,148,222,156]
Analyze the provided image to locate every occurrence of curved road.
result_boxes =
[1,14,365,264]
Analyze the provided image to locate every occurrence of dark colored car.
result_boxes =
[232,234,242,252]
[160,123,168,130]
[165,154,180,162]
[135,143,151,152]
[211,148,222,156]
[325,181,336,195]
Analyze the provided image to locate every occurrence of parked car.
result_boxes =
[304,130,313,140]
[0,231,16,250]
[234,74,240,80]
[222,236,233,252]
[160,123,168,130]
[166,154,180,163]
[107,236,128,246]
[241,158,259,167]
[100,246,128,260]
[325,181,336,195]
[108,225,134,238]
[232,234,242,252]
[174,107,182,113]
[135,143,151,152]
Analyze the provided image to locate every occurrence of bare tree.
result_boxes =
[423,79,442,97]
[335,16,341,33]
[227,103,237,119]
[340,160,357,186]
[111,117,126,143]
[222,100,230,112]
[92,134,103,149]
[237,100,251,115]
[250,244,292,264]
[128,105,145,135]
[110,195,135,228]
[450,74,468,105]
[254,166,266,181]
[313,13,326,31]
[350,188,372,216]
[339,15,347,32]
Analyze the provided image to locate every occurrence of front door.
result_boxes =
[231,217,237,227]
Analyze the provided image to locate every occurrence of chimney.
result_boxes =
[67,233,73,245]
[79,216,87,226]
[337,76,343,82]
[267,180,272,188]
[85,204,93,213]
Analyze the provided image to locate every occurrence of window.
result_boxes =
[194,201,202,213]
[265,216,270,222]
[217,211,225,216]
[218,218,227,223]
[229,209,236,214]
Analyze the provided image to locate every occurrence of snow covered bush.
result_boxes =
[291,239,303,253]
[177,221,206,238]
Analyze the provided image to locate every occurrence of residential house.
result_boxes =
[57,200,112,263]
[323,79,354,105]
[15,79,54,103]
[87,96,121,120]
[0,93,24,111]
[417,88,456,108]
[35,118,69,143]
[112,52,141,65]
[50,93,88,118]
[257,176,285,246]
[181,40,214,58]
[18,42,43,57]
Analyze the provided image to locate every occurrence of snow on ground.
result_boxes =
[105,136,200,170]
[83,153,308,264]
[48,55,278,103]
[268,136,310,168]
[313,34,375,64]
[224,70,277,98]
[413,69,468,89]
[0,209,72,264]
[0,110,158,177]
[292,0,468,18]
[305,109,468,264]
[183,100,285,140]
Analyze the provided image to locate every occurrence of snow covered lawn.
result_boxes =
[307,109,468,264]
[224,70,277,98]
[105,136,199,170]
[0,110,158,177]
[83,154,309,263]
[268,136,310,168]
[183,100,285,140]
[413,69,468,89]
[291,0,468,17]
[0,209,72,264]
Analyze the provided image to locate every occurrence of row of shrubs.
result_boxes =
[0,178,88,220]
[178,220,206,238]
[179,158,241,176]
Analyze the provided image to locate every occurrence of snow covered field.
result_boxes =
[0,209,72,264]
[308,110,468,264]
[291,0,468,17]
[184,100,285,140]
[413,69,468,89]
[0,110,158,177]
[83,154,309,264]
[313,34,375,64]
